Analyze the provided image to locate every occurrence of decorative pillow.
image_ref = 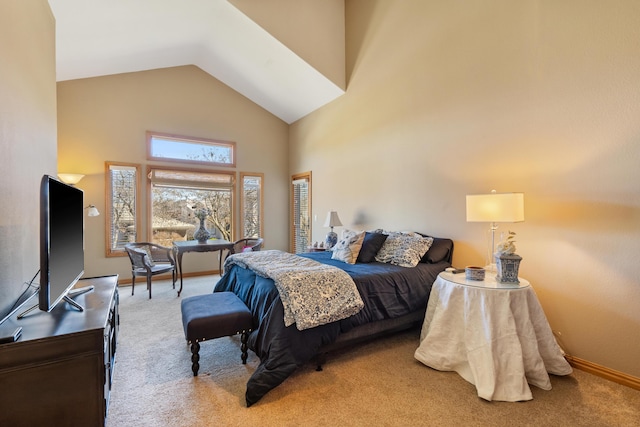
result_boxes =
[375,233,433,267]
[369,229,418,237]
[369,228,387,235]
[143,245,160,265]
[132,247,154,267]
[341,229,363,239]
[327,229,359,251]
[356,232,388,263]
[334,229,360,250]
[331,231,365,264]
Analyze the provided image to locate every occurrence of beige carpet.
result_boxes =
[106,276,640,427]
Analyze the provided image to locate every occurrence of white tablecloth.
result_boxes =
[414,273,572,401]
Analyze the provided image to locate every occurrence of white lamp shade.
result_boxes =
[323,211,343,228]
[86,205,100,217]
[58,173,85,185]
[466,193,524,223]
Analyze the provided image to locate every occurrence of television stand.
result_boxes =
[0,275,119,426]
[17,284,95,318]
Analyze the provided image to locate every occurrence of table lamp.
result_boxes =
[323,211,342,249]
[466,190,524,270]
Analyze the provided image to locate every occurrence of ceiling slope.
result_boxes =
[48,0,344,123]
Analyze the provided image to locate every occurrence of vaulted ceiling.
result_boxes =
[47,0,345,124]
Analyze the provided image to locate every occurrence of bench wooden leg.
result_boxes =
[190,341,200,376]
[316,352,327,371]
[241,331,249,364]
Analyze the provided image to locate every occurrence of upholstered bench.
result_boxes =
[180,292,253,376]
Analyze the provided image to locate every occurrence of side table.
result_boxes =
[414,271,572,401]
[173,239,234,296]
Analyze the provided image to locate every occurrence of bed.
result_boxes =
[213,232,454,406]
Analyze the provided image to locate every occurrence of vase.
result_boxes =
[495,253,522,284]
[193,218,211,243]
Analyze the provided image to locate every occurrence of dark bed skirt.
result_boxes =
[314,309,425,369]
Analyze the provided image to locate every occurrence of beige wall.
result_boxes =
[57,66,289,281]
[230,0,345,90]
[290,0,640,378]
[0,1,57,317]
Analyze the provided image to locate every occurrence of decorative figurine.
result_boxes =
[495,231,522,284]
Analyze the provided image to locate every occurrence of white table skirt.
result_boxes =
[414,273,572,401]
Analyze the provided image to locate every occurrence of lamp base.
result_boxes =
[484,263,497,273]
[324,231,338,249]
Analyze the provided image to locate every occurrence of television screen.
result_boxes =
[39,175,85,312]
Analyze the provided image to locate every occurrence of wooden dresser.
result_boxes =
[0,275,119,427]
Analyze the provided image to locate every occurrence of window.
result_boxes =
[291,172,311,253]
[146,131,236,167]
[148,167,235,247]
[106,162,140,256]
[240,173,264,239]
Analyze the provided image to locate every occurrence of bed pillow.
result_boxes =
[415,233,453,263]
[375,233,433,267]
[422,237,452,263]
[327,229,360,251]
[356,232,388,263]
[331,231,365,264]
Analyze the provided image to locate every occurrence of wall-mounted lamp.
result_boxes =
[466,190,524,270]
[323,211,342,249]
[85,205,100,217]
[58,173,85,186]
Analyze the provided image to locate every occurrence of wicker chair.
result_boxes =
[124,243,176,299]
[228,237,264,256]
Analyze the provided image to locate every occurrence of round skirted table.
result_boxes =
[414,272,572,401]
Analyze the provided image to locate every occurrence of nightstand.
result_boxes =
[414,271,572,401]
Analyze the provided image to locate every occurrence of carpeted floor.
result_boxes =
[106,276,640,427]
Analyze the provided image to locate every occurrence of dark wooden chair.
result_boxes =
[124,242,176,299]
[226,237,264,258]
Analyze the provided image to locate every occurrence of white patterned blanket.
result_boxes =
[224,250,364,330]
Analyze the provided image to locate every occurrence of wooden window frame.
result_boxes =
[146,131,236,168]
[105,161,141,257]
[290,171,312,253]
[240,172,264,239]
[146,166,236,245]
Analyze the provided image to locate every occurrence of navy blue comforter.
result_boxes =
[214,250,450,406]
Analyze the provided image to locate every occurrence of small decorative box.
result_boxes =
[465,266,486,281]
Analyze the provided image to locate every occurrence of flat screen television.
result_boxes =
[39,175,85,312]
